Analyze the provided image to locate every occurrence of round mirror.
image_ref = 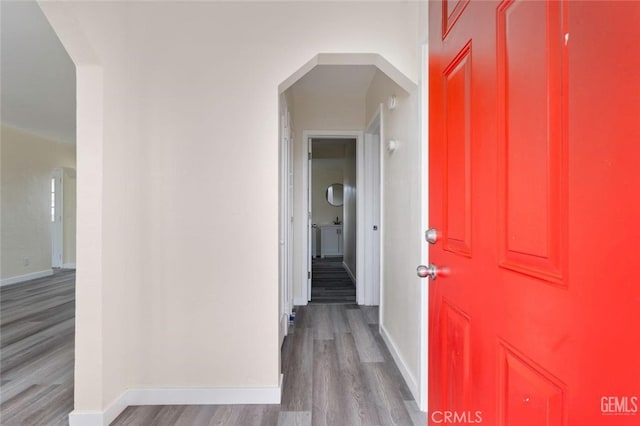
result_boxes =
[326,183,344,207]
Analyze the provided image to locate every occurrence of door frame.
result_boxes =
[419,41,429,412]
[364,107,383,307]
[51,167,64,268]
[278,97,294,342]
[301,129,383,306]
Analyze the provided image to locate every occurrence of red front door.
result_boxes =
[428,1,640,425]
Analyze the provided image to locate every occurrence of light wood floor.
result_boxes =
[1,272,426,425]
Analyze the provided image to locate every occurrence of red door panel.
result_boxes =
[497,0,567,284]
[498,342,566,426]
[442,0,470,39]
[440,299,472,413]
[429,1,640,425]
[443,41,473,257]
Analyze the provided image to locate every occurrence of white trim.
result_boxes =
[307,139,312,301]
[280,312,289,345]
[301,130,363,305]
[103,391,129,425]
[0,269,54,287]
[379,106,386,326]
[279,96,294,343]
[342,261,356,284]
[62,263,77,269]
[293,296,308,306]
[380,324,419,402]
[68,411,105,426]
[126,385,282,405]
[363,106,383,306]
[356,133,365,304]
[68,389,127,426]
[68,379,283,426]
[302,137,308,304]
[418,41,429,412]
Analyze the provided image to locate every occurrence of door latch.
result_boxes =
[417,264,438,280]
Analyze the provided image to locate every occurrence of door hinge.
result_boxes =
[308,152,312,160]
[308,271,311,279]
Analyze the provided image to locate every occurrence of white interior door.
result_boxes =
[279,104,295,339]
[287,112,294,314]
[51,168,63,268]
[364,111,382,306]
[307,139,312,301]
[279,102,295,340]
[368,134,381,305]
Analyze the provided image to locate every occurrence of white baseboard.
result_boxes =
[62,263,77,269]
[68,389,134,426]
[68,411,105,426]
[379,323,419,403]
[280,313,289,345]
[68,379,283,426]
[0,269,53,287]
[126,385,282,405]
[342,261,356,284]
[293,297,308,306]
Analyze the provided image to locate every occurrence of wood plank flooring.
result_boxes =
[0,269,75,426]
[114,304,425,425]
[0,272,426,426]
[311,257,355,304]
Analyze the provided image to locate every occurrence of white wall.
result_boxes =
[41,0,420,417]
[41,1,141,412]
[0,126,76,282]
[343,140,357,277]
[311,158,344,226]
[365,70,423,397]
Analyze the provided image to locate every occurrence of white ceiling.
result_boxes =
[292,65,375,159]
[1,1,76,144]
[290,65,377,98]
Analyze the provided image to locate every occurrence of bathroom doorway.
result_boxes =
[309,138,356,303]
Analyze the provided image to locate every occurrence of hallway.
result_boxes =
[115,304,424,425]
[278,304,424,425]
[0,272,424,425]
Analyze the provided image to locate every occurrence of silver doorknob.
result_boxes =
[417,264,438,280]
[425,228,439,244]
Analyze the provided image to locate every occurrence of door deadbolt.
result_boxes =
[425,228,439,244]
